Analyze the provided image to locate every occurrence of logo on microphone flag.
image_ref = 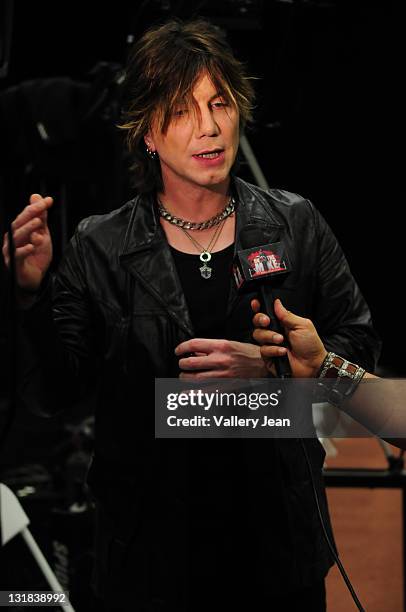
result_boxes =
[232,241,291,291]
[247,248,286,278]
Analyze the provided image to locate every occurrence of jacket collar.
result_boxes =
[118,177,283,338]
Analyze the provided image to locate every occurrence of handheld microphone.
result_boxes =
[234,224,292,378]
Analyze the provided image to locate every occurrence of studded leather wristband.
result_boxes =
[316,352,366,407]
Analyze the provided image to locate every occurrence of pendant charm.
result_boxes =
[199,263,212,279]
[199,251,212,279]
[200,251,211,263]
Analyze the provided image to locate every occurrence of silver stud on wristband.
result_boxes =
[317,352,366,407]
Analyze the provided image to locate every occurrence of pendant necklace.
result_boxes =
[179,218,227,279]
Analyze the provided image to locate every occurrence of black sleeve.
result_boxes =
[309,201,381,372]
[17,225,101,417]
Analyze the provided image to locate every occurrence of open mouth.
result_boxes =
[193,149,224,159]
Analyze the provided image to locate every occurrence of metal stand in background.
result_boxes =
[378,439,405,473]
[324,443,406,611]
[0,483,76,612]
[240,131,270,190]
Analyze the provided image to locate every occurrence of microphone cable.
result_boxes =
[299,437,366,612]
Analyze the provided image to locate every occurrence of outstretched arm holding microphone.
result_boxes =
[251,298,406,449]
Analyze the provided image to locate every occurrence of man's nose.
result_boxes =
[195,108,219,138]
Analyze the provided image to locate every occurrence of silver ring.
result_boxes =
[200,252,211,263]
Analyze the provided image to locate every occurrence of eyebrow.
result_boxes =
[209,90,225,101]
[172,90,226,107]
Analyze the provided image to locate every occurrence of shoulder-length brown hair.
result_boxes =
[118,18,255,194]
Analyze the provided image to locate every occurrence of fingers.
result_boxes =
[251,299,271,329]
[3,220,45,263]
[252,312,271,329]
[175,338,227,356]
[2,237,34,266]
[252,299,297,326]
[260,344,288,359]
[30,193,42,204]
[2,194,53,265]
[251,298,260,313]
[178,356,208,371]
[253,327,284,346]
[251,300,285,350]
[274,298,305,329]
[12,194,53,232]
[9,217,44,248]
[179,370,226,380]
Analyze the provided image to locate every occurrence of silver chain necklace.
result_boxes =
[179,219,227,279]
[158,196,235,230]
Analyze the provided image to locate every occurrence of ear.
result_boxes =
[144,132,156,152]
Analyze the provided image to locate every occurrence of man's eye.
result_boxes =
[212,101,228,109]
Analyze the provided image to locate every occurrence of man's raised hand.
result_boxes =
[2,193,54,293]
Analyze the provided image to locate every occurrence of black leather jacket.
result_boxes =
[18,176,380,601]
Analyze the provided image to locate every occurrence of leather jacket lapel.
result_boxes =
[119,193,195,338]
[118,180,284,337]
